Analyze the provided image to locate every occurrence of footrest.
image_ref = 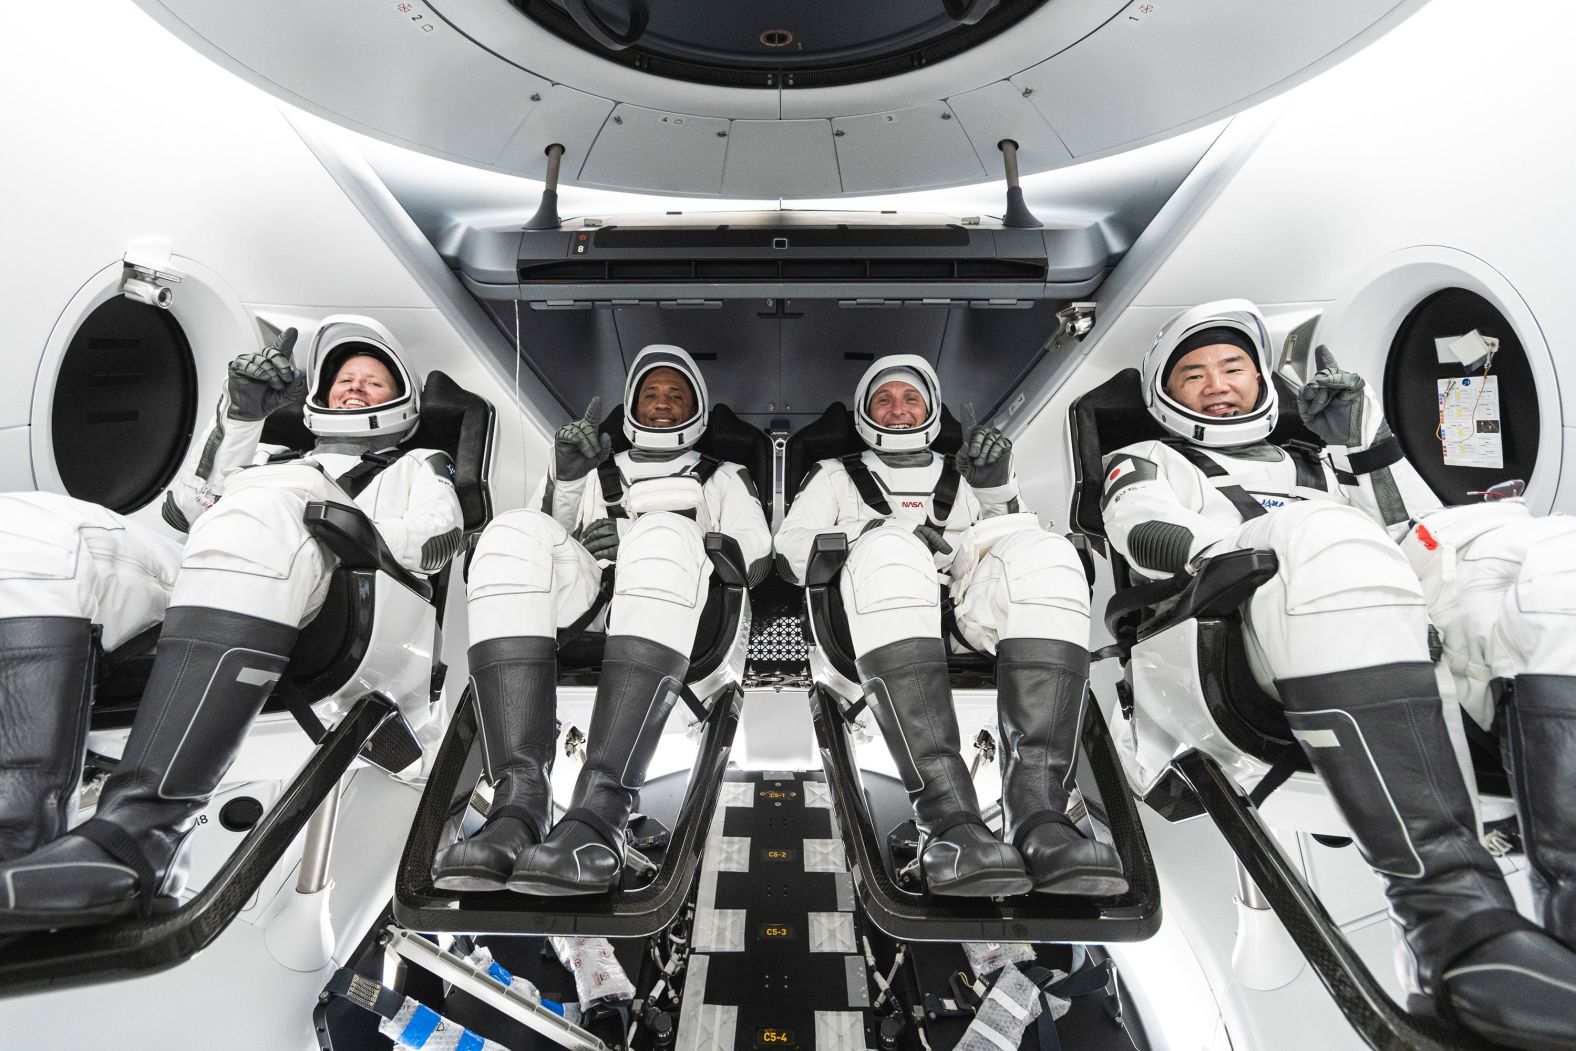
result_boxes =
[810,685,1161,944]
[393,683,742,937]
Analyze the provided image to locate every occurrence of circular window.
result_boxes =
[50,296,198,513]
[1383,288,1538,506]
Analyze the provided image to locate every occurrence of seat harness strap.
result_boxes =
[841,453,960,527]
[1163,440,1268,522]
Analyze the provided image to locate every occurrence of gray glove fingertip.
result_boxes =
[1314,344,1337,373]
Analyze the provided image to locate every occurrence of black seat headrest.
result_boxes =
[598,404,772,501]
[783,402,964,509]
[1068,369,1320,542]
[260,371,495,531]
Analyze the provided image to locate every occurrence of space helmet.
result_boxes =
[301,315,420,440]
[1142,299,1277,448]
[623,344,709,452]
[854,354,942,453]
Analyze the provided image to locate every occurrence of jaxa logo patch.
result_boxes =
[1100,455,1158,508]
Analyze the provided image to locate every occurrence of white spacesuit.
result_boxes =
[0,316,462,930]
[1102,299,1576,1050]
[776,355,1126,898]
[434,344,771,896]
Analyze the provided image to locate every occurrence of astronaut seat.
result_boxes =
[94,370,496,769]
[0,370,495,994]
[1067,367,1512,818]
[781,401,1160,944]
[393,402,769,937]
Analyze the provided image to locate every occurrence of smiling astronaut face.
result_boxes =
[327,354,399,410]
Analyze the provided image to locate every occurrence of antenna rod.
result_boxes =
[998,139,1043,229]
[524,143,565,230]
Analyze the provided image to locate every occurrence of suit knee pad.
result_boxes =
[614,512,709,610]
[467,509,566,599]
[182,486,313,581]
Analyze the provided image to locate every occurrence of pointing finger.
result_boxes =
[582,396,602,424]
[1314,344,1337,374]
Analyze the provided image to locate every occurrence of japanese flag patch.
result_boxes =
[1101,455,1157,506]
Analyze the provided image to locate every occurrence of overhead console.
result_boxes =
[445,210,1114,306]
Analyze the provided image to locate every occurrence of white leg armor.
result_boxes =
[1230,502,1432,685]
[0,492,181,650]
[1403,504,1576,728]
[170,485,332,626]
[840,524,941,656]
[952,526,1090,653]
[606,511,712,656]
[467,509,602,644]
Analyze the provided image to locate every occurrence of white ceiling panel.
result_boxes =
[832,103,986,194]
[580,105,732,194]
[495,85,616,178]
[159,0,550,164]
[721,120,843,197]
[1017,0,1407,156]
[946,80,1074,178]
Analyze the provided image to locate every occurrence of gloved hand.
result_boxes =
[1296,346,1369,447]
[555,397,613,481]
[226,328,304,422]
[913,522,953,557]
[581,517,622,562]
[858,518,953,557]
[956,425,1013,489]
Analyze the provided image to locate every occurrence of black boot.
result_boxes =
[1503,674,1576,949]
[1280,663,1576,1051]
[0,617,96,861]
[997,639,1127,895]
[0,607,295,930]
[859,638,1030,898]
[508,636,687,896]
[433,636,558,891]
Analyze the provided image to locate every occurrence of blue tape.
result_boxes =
[399,1003,442,1047]
[541,999,565,1017]
[455,1029,486,1051]
[488,960,513,985]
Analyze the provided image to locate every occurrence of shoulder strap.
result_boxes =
[1162,439,1267,521]
[930,459,961,527]
[335,448,401,499]
[1282,440,1329,492]
[596,459,627,519]
[840,454,893,516]
[691,454,721,484]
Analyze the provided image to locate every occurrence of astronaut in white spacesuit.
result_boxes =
[1102,299,1576,1050]
[0,316,462,929]
[776,355,1126,899]
[435,344,770,896]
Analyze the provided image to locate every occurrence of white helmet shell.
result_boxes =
[854,354,942,452]
[623,345,709,452]
[1142,299,1278,448]
[302,315,420,440]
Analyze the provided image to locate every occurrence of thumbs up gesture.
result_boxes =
[554,397,613,480]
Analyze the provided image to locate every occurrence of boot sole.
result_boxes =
[0,894,179,933]
[927,867,1034,899]
[433,868,511,893]
[1031,869,1129,897]
[504,872,617,897]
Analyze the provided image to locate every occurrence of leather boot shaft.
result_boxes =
[94,606,297,897]
[996,639,1088,833]
[1504,674,1576,947]
[1277,662,1514,988]
[0,617,96,861]
[858,637,983,828]
[470,635,558,840]
[506,635,690,896]
[856,637,1029,897]
[996,638,1126,895]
